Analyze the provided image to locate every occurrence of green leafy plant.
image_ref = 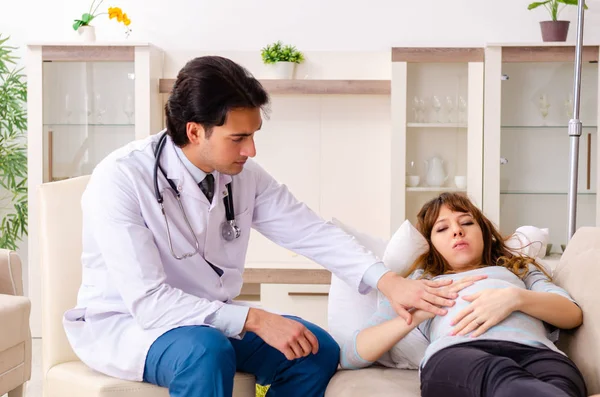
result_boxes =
[528,0,588,21]
[261,41,305,64]
[0,35,28,251]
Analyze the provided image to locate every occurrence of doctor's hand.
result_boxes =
[377,272,487,325]
[244,308,319,361]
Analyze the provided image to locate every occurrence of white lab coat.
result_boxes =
[64,131,379,382]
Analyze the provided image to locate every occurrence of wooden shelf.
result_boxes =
[407,123,467,128]
[500,45,599,63]
[159,78,390,95]
[392,47,484,63]
[407,187,466,192]
[500,191,596,195]
[242,268,331,284]
[40,45,135,62]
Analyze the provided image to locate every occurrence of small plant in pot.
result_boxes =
[261,41,305,79]
[528,0,588,42]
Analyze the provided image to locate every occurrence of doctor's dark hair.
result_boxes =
[165,56,270,146]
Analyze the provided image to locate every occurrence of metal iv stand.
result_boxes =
[567,0,588,241]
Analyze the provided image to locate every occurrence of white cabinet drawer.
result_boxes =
[260,284,330,331]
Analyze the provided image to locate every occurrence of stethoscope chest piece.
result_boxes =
[221,220,241,242]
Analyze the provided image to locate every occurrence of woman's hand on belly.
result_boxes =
[449,287,520,337]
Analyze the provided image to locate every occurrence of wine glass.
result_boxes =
[564,94,574,120]
[538,94,551,125]
[419,98,427,122]
[407,160,418,175]
[63,94,73,124]
[412,96,420,123]
[123,94,134,124]
[446,96,455,123]
[458,96,468,124]
[84,94,92,120]
[95,93,107,124]
[432,96,442,123]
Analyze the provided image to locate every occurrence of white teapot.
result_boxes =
[425,156,448,187]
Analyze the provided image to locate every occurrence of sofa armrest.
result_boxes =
[0,294,31,352]
[0,249,23,296]
[553,227,600,395]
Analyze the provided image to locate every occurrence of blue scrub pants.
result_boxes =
[143,316,340,397]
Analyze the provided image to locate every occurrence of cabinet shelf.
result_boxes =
[500,191,597,195]
[501,125,598,130]
[44,123,134,127]
[407,123,467,128]
[407,187,466,192]
[159,78,391,95]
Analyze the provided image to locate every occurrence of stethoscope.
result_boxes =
[153,132,241,260]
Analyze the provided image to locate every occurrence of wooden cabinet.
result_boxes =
[260,284,330,330]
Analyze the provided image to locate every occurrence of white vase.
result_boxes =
[77,26,96,42]
[270,62,296,79]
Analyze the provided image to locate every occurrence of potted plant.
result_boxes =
[261,41,305,79]
[0,35,28,251]
[72,0,132,42]
[528,0,588,42]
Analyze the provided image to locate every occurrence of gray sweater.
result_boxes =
[340,264,576,370]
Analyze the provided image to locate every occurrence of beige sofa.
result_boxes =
[35,174,600,396]
[38,176,256,397]
[0,249,32,397]
[325,226,600,397]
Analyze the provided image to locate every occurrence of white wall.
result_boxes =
[3,0,600,58]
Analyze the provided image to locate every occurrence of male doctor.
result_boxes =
[64,56,456,397]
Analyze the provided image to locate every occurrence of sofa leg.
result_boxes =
[8,384,24,397]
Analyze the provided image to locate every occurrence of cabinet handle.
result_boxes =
[500,157,508,165]
[48,129,53,181]
[587,133,591,190]
[288,292,329,297]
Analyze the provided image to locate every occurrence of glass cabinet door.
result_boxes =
[391,48,484,231]
[497,50,598,253]
[42,60,135,182]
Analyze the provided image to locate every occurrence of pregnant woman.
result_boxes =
[340,192,587,397]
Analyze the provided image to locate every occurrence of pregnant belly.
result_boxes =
[429,300,547,342]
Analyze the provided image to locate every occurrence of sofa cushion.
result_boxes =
[325,367,420,397]
[553,227,600,395]
[45,361,256,397]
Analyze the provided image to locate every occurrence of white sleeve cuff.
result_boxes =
[211,303,251,339]
[359,261,391,293]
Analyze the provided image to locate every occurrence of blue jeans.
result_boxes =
[143,316,340,397]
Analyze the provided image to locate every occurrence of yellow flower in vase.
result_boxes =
[73,0,133,38]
